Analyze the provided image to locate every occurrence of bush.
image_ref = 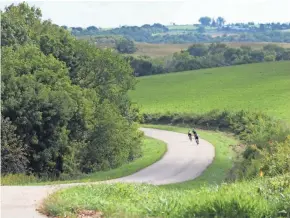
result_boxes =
[260,136,290,176]
[115,38,137,54]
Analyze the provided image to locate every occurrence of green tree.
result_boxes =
[115,38,137,54]
[211,18,217,27]
[216,17,226,27]
[1,2,142,178]
[198,16,212,26]
[1,116,29,175]
[187,44,208,57]
[197,26,206,33]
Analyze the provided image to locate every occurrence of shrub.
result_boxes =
[115,38,137,54]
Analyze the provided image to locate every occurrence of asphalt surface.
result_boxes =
[1,128,215,218]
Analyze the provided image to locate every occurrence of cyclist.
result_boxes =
[188,129,193,141]
[192,129,199,145]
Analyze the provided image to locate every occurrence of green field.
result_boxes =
[130,61,290,122]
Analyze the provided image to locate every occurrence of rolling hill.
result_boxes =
[130,61,290,122]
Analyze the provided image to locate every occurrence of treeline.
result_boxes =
[197,16,290,32]
[82,30,290,44]
[128,43,290,76]
[145,31,290,44]
[68,22,290,43]
[70,23,169,41]
[1,3,143,178]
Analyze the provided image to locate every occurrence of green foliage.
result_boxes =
[125,55,166,76]
[1,2,142,178]
[197,26,206,33]
[168,43,290,73]
[187,44,208,56]
[115,38,137,54]
[198,16,212,26]
[126,43,290,77]
[70,21,290,44]
[43,174,290,218]
[81,101,142,172]
[1,116,29,174]
[1,137,167,185]
[260,136,290,176]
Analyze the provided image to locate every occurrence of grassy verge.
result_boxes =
[43,173,290,218]
[41,127,290,217]
[1,136,166,186]
[142,124,238,189]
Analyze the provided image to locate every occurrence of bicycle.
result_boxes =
[195,136,199,145]
[188,133,193,141]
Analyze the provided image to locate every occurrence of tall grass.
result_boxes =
[43,173,290,218]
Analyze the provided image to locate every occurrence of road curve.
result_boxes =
[1,128,215,218]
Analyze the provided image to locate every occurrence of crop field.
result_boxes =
[130,61,290,122]
[134,42,290,57]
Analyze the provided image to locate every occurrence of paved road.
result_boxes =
[1,128,215,218]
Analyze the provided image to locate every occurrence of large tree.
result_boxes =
[198,16,212,26]
[115,38,137,54]
[216,17,226,27]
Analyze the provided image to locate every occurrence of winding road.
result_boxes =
[1,128,215,218]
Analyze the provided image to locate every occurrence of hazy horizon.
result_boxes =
[1,0,290,28]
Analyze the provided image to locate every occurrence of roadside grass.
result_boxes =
[1,136,166,186]
[130,61,290,122]
[41,127,290,217]
[42,173,290,218]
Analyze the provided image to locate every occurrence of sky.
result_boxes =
[0,0,290,28]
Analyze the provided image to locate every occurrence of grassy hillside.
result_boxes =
[130,61,290,122]
[134,42,290,57]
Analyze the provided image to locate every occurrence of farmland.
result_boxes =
[129,61,290,122]
[134,42,290,57]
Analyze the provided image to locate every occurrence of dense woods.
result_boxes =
[1,3,142,178]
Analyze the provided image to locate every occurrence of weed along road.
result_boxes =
[1,128,215,218]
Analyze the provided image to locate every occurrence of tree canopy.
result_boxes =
[1,2,142,177]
